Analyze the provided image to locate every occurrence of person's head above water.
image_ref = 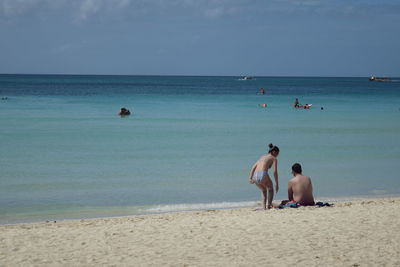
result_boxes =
[119,107,131,116]
[292,163,302,175]
[268,143,280,156]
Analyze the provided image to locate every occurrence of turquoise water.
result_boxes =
[1,75,400,224]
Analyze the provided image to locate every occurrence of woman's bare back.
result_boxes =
[255,154,275,172]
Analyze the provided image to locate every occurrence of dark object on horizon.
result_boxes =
[321,107,324,110]
[119,107,131,116]
[1,97,8,100]
[369,76,391,82]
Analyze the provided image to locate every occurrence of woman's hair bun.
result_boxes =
[268,143,280,154]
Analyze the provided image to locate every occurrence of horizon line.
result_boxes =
[0,73,393,79]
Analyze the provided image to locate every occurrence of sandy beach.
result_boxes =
[1,197,399,266]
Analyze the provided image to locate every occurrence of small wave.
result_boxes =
[141,201,258,214]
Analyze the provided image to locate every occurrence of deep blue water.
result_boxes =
[1,74,399,96]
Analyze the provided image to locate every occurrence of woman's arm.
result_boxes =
[248,163,257,183]
[273,159,279,192]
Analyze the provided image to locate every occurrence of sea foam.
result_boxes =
[142,201,259,214]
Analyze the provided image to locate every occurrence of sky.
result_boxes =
[0,0,399,76]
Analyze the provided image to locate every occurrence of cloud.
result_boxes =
[0,0,42,17]
[204,7,224,18]
[76,0,133,21]
[51,43,73,54]
[0,0,247,20]
[0,0,399,22]
[77,0,103,21]
[0,0,131,21]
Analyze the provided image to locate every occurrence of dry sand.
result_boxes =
[1,197,400,266]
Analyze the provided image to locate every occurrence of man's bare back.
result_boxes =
[288,164,315,206]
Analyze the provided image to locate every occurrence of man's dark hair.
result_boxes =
[292,163,302,174]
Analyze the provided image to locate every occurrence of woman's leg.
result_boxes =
[267,187,274,209]
[256,183,267,209]
[261,176,274,209]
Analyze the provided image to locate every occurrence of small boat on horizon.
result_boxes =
[369,76,391,82]
[240,76,254,80]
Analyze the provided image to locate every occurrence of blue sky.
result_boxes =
[0,0,399,76]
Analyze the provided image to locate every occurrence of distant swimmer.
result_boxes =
[293,98,300,108]
[291,100,312,109]
[1,97,8,101]
[259,103,267,108]
[258,88,265,95]
[119,107,131,116]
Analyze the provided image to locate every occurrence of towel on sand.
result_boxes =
[278,201,332,209]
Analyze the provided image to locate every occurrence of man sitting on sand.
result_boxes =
[284,163,315,206]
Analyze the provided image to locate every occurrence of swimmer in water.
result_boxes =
[119,107,131,116]
[293,98,300,108]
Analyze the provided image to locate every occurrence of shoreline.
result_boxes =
[1,194,399,226]
[1,196,399,266]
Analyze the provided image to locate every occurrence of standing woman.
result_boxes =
[248,144,280,209]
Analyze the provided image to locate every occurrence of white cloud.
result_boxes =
[77,0,103,21]
[0,0,399,21]
[0,0,132,20]
[204,7,224,18]
[1,0,41,17]
[0,0,247,20]
[76,0,135,21]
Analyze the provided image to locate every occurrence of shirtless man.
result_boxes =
[287,163,315,206]
[248,144,280,209]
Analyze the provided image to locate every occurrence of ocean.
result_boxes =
[1,74,399,224]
